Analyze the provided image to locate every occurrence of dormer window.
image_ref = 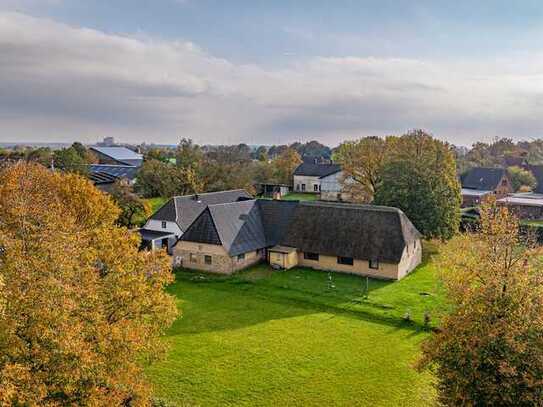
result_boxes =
[161,221,167,229]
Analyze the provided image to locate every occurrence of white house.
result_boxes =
[293,161,342,194]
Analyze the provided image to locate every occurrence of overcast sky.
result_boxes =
[1,1,543,146]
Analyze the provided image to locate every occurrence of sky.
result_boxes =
[1,1,543,147]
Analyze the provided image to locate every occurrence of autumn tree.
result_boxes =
[273,147,302,185]
[334,136,387,202]
[0,163,177,405]
[419,197,543,406]
[374,130,461,240]
[135,159,202,198]
[507,165,536,192]
[111,180,151,228]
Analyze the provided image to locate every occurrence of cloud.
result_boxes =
[0,11,542,146]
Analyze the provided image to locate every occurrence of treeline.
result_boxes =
[0,142,98,174]
[135,139,314,198]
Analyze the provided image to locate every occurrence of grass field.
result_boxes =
[146,196,168,213]
[147,244,444,406]
[282,192,319,201]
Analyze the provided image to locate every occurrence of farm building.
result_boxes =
[139,189,252,251]
[173,199,422,280]
[460,167,512,207]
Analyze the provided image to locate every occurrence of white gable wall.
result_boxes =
[144,219,183,237]
[293,175,321,193]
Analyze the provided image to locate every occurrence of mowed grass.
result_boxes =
[282,192,319,201]
[146,196,169,213]
[148,244,444,406]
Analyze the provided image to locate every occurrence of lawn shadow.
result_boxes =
[166,263,437,336]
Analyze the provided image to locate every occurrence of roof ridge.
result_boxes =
[207,199,257,208]
[172,189,249,199]
[300,201,402,213]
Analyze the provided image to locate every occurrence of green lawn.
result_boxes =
[282,192,320,201]
[146,197,169,213]
[147,244,444,406]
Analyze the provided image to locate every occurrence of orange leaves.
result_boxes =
[0,162,178,405]
[419,197,543,405]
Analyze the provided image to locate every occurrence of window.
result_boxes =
[204,255,212,265]
[237,253,245,261]
[313,184,319,192]
[296,184,300,191]
[369,259,379,269]
[190,253,197,263]
[337,256,354,265]
[304,252,319,261]
[161,221,167,229]
[301,184,306,191]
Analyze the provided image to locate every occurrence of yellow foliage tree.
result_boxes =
[0,163,178,405]
[419,196,543,405]
[273,148,302,185]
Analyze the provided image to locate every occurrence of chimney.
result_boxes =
[192,193,199,201]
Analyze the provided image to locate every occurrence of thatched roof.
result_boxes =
[281,201,420,263]
[180,198,420,264]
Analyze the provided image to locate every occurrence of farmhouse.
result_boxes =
[460,167,512,207]
[293,160,342,194]
[139,189,252,251]
[173,199,422,280]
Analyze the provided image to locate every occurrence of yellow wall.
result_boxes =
[174,239,422,280]
[173,241,262,274]
[297,239,422,280]
[269,250,298,269]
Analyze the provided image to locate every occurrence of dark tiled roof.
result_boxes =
[293,162,341,178]
[179,208,222,246]
[88,164,139,183]
[461,167,506,191]
[529,165,543,194]
[281,201,420,263]
[150,189,253,232]
[209,200,267,256]
[181,200,267,256]
[89,171,117,185]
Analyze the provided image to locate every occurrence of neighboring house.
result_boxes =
[139,189,252,251]
[173,200,422,280]
[90,146,144,167]
[293,161,342,194]
[256,183,290,199]
[497,192,543,220]
[460,167,512,207]
[87,164,139,193]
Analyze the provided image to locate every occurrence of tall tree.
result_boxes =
[374,130,461,240]
[334,136,387,202]
[110,180,151,228]
[507,165,536,192]
[135,160,202,198]
[418,197,543,406]
[273,147,302,185]
[0,163,177,405]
